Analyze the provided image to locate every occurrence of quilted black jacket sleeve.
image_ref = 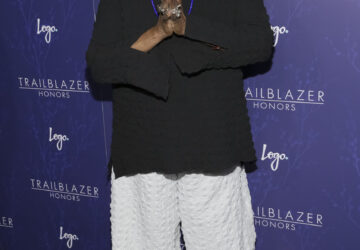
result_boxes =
[85,0,171,101]
[170,0,274,74]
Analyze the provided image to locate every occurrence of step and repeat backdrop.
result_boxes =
[1,0,359,249]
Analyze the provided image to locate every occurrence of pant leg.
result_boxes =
[110,166,182,250]
[177,165,257,250]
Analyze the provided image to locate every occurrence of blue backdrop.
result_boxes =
[1,0,359,249]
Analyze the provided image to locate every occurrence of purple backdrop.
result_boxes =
[1,0,359,249]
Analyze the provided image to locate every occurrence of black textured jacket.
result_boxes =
[85,0,274,179]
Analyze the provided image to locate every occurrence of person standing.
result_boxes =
[86,0,274,249]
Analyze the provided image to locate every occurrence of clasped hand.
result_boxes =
[156,0,186,37]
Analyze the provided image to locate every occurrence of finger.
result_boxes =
[158,0,169,15]
[165,9,173,19]
[168,0,179,9]
[161,0,171,8]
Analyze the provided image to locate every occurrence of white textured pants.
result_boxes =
[110,164,256,250]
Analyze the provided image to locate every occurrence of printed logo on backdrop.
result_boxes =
[0,216,14,229]
[271,25,289,46]
[59,226,79,249]
[30,178,99,202]
[18,77,90,98]
[254,206,323,230]
[261,144,288,171]
[246,88,325,111]
[49,127,69,151]
[36,18,58,44]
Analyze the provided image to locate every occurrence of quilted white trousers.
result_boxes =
[110,164,256,250]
